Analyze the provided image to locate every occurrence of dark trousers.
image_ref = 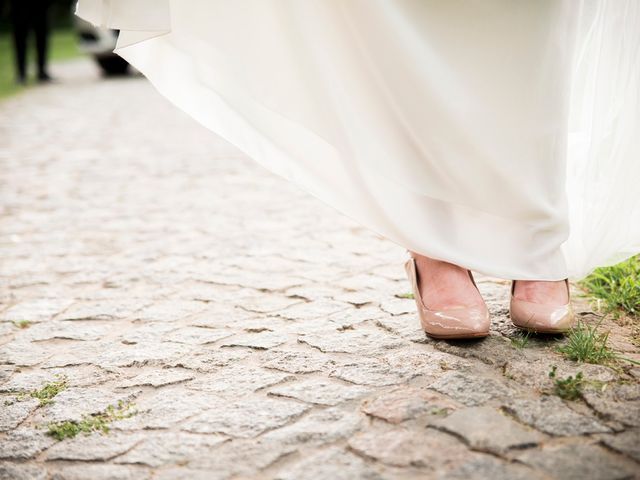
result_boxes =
[10,0,52,81]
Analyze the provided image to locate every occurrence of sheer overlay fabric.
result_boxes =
[76,0,640,280]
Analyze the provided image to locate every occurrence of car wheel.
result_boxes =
[96,55,129,75]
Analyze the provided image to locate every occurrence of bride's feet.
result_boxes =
[510,279,574,333]
[411,254,485,309]
[404,251,490,339]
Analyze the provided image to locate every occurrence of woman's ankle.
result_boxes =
[513,280,569,305]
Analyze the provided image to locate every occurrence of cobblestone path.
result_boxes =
[1,60,639,480]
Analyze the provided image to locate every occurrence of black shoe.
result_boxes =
[37,72,54,83]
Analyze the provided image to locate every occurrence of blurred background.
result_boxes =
[0,0,131,100]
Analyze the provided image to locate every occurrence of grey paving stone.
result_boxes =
[219,330,290,350]
[35,387,140,423]
[331,291,379,308]
[516,443,638,480]
[1,299,73,323]
[0,462,47,480]
[274,299,352,321]
[0,340,52,367]
[167,348,251,372]
[187,438,297,478]
[429,371,515,406]
[234,293,304,314]
[181,396,310,437]
[504,356,618,392]
[0,428,56,459]
[110,388,214,430]
[379,297,416,316]
[49,464,151,480]
[0,366,15,386]
[0,324,15,337]
[261,348,336,373]
[114,431,228,467]
[348,426,469,469]
[44,431,143,461]
[336,274,401,295]
[503,395,611,436]
[95,341,192,368]
[117,369,195,388]
[162,326,234,345]
[186,364,292,397]
[436,454,547,480]
[153,468,217,480]
[361,386,459,424]
[0,396,39,431]
[330,357,415,387]
[202,270,307,292]
[599,429,640,462]
[330,349,457,388]
[582,387,640,428]
[431,406,544,454]
[134,300,207,322]
[268,377,371,406]
[16,320,110,342]
[434,334,518,368]
[374,314,430,343]
[263,406,363,445]
[119,323,177,344]
[326,306,388,329]
[0,366,113,392]
[57,299,147,321]
[274,446,385,480]
[298,328,407,355]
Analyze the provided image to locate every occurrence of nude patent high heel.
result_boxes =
[509,280,575,334]
[404,256,491,339]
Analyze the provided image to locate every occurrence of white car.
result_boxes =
[73,13,129,75]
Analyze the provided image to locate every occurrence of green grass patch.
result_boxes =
[397,292,414,300]
[15,374,68,406]
[580,255,640,318]
[548,366,584,400]
[557,320,617,365]
[13,320,31,329]
[510,330,532,350]
[428,407,452,416]
[0,29,80,100]
[46,400,137,441]
[557,320,640,366]
[30,375,68,406]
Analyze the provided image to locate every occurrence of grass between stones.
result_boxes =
[46,400,138,441]
[556,320,639,366]
[29,375,68,406]
[548,366,584,401]
[509,331,532,349]
[12,320,31,329]
[580,255,640,318]
[14,374,68,406]
[397,292,414,300]
[556,320,617,364]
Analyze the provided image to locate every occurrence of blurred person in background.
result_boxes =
[9,0,53,84]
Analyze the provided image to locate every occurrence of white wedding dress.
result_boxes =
[75,0,639,281]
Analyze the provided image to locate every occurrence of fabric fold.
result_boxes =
[74,0,640,280]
